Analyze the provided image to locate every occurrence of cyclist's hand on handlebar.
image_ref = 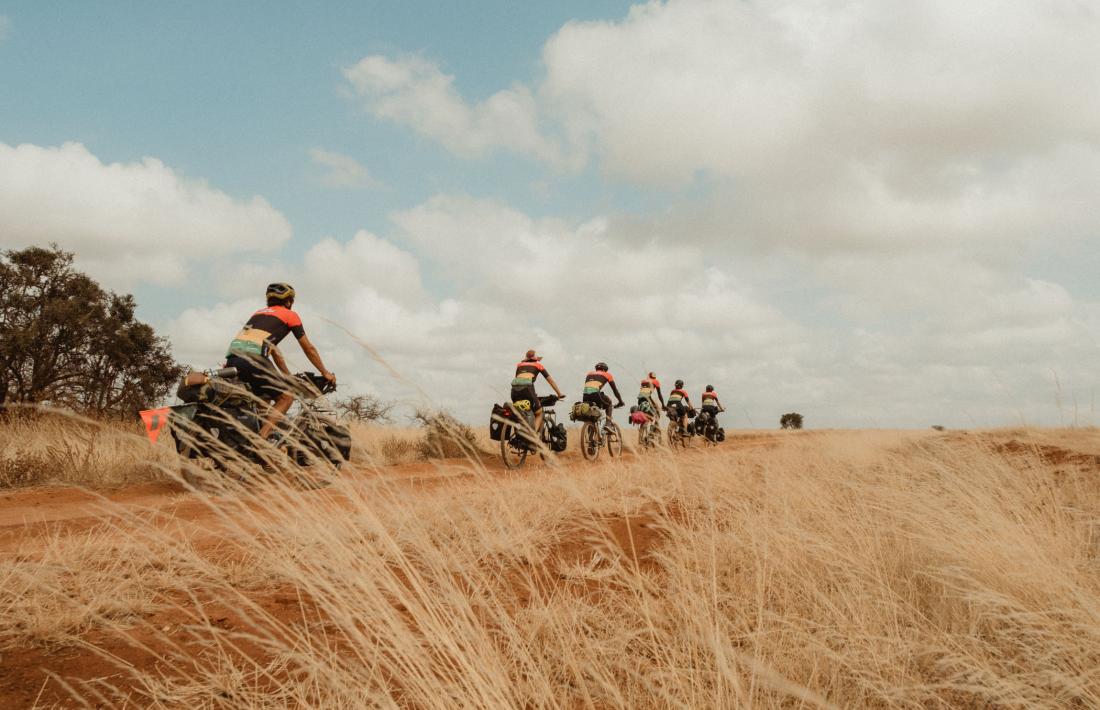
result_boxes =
[614,402,625,409]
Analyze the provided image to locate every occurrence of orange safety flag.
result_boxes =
[139,407,171,445]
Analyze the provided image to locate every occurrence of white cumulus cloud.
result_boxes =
[0,142,291,288]
[308,147,379,188]
[343,55,575,168]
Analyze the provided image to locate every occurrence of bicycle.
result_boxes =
[633,407,662,449]
[580,403,624,461]
[496,395,566,469]
[695,407,726,446]
[666,405,694,450]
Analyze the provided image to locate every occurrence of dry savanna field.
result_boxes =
[2,415,1100,708]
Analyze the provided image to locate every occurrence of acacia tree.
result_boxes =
[780,412,804,429]
[0,245,182,416]
[334,394,394,423]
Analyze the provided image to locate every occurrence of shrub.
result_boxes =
[780,412,804,429]
[412,409,482,460]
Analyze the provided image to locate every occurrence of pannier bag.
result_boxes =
[570,401,602,422]
[549,423,568,452]
[489,403,512,441]
[716,427,726,442]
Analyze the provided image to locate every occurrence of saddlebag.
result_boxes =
[569,402,601,422]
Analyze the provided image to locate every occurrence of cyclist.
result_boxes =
[638,371,665,414]
[583,362,625,422]
[700,385,725,428]
[225,283,336,440]
[637,374,662,420]
[510,349,564,437]
[666,380,693,435]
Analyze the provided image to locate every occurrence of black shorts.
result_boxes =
[583,391,612,412]
[511,385,542,413]
[226,355,288,404]
[701,405,719,417]
[667,401,686,418]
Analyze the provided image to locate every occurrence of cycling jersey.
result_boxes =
[701,391,720,407]
[667,388,689,403]
[226,305,305,359]
[638,376,661,398]
[511,359,548,387]
[584,370,614,394]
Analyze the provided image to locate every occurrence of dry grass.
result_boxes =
[3,425,1100,707]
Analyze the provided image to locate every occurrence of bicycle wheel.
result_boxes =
[500,424,527,469]
[605,422,623,458]
[638,423,650,449]
[581,422,600,461]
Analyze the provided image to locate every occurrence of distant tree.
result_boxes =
[0,245,182,417]
[335,394,394,423]
[779,412,804,430]
[931,425,946,432]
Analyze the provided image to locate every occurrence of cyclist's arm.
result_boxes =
[544,373,564,398]
[269,343,291,375]
[656,386,665,407]
[609,380,625,405]
[297,334,335,382]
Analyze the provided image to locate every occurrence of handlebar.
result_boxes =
[294,371,337,395]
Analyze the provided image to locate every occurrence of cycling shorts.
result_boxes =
[226,354,288,404]
[583,391,612,413]
[510,385,542,413]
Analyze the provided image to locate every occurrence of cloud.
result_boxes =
[308,147,379,189]
[342,55,574,168]
[0,142,291,288]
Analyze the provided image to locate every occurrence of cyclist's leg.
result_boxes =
[233,356,293,439]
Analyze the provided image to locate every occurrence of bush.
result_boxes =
[412,409,482,460]
[780,412,804,430]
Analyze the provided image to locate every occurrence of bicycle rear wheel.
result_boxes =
[581,422,600,461]
[500,424,528,469]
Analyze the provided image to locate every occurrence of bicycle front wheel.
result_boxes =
[605,422,623,458]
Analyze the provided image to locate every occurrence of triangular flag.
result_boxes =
[139,407,171,445]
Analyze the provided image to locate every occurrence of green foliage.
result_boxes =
[780,412,804,430]
[0,245,182,417]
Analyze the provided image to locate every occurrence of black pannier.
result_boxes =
[489,403,512,441]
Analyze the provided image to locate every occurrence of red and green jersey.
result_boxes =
[702,390,720,406]
[511,359,548,387]
[227,305,304,359]
[583,370,615,394]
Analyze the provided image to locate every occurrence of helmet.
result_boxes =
[594,362,609,372]
[675,379,684,388]
[648,371,657,379]
[266,282,296,301]
[705,385,714,392]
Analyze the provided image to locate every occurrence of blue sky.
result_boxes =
[1,1,1098,427]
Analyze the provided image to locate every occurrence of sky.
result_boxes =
[1,0,1098,428]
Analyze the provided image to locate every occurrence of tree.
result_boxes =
[334,394,394,423]
[779,412,804,429]
[0,245,182,417]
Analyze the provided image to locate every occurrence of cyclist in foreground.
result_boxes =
[225,283,336,440]
[510,349,565,437]
[583,362,626,423]
[666,380,693,435]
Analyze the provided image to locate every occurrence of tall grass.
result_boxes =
[3,427,1100,707]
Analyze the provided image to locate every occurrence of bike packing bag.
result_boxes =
[570,401,602,422]
[489,403,511,441]
[549,423,568,452]
[629,410,649,426]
